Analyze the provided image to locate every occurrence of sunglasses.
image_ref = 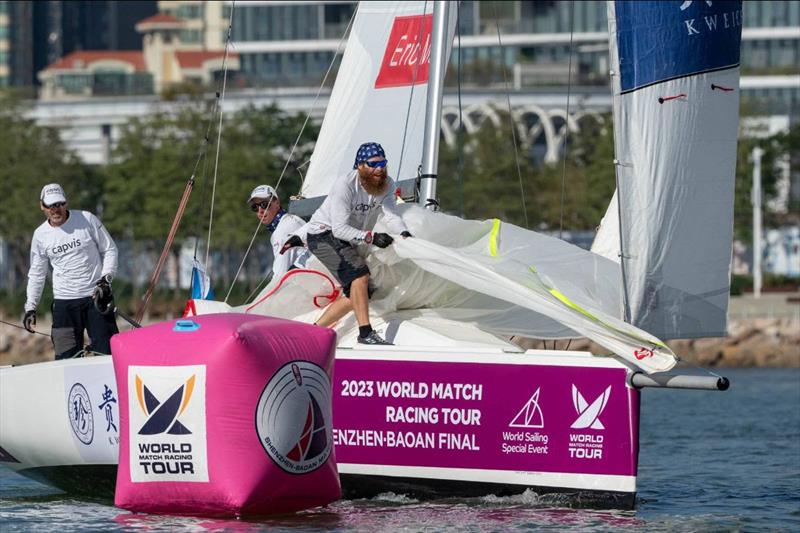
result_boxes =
[364,159,387,169]
[44,202,66,209]
[250,199,274,212]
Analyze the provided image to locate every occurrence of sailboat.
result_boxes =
[0,0,742,509]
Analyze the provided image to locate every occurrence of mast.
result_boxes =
[418,1,451,210]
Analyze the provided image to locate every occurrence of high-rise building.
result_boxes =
[1,0,158,88]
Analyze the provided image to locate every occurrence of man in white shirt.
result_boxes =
[303,142,411,345]
[247,184,310,280]
[24,184,119,359]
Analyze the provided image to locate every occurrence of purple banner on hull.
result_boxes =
[332,358,639,478]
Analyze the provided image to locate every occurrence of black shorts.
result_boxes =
[306,231,370,298]
[51,297,119,359]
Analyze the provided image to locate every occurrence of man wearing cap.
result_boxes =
[23,184,119,359]
[247,184,311,280]
[302,142,411,345]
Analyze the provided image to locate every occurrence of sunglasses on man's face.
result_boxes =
[365,159,387,169]
[44,202,66,209]
[250,199,274,212]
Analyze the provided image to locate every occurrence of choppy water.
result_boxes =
[1,368,798,532]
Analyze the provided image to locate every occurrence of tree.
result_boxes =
[103,101,318,296]
[0,93,100,294]
[437,110,616,232]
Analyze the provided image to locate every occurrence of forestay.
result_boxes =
[301,1,457,199]
[598,1,743,339]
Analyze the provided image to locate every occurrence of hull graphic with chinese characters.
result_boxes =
[0,348,638,506]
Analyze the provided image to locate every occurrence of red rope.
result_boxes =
[658,93,687,104]
[711,83,734,92]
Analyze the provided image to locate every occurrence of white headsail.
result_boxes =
[301,1,457,199]
[604,0,743,339]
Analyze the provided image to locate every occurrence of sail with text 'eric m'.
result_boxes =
[301,1,457,199]
[595,0,743,339]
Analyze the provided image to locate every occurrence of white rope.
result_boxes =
[204,1,236,268]
[493,3,529,229]
[223,7,356,303]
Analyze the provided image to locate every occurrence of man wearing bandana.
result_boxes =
[298,142,411,345]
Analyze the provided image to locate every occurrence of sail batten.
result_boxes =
[605,0,743,340]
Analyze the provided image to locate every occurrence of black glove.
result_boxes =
[23,310,36,333]
[93,275,113,305]
[401,231,413,238]
[280,235,304,255]
[372,232,394,248]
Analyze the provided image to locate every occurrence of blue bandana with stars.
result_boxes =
[266,208,287,233]
[353,142,386,169]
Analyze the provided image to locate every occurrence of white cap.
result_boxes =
[247,184,278,204]
[40,183,67,206]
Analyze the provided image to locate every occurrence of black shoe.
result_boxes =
[357,331,393,345]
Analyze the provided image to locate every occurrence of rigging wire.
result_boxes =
[493,3,529,229]
[558,0,576,240]
[455,2,465,217]
[204,1,237,269]
[222,7,357,303]
[0,318,50,337]
[395,0,429,185]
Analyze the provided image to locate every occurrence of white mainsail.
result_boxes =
[301,1,457,199]
[604,1,743,339]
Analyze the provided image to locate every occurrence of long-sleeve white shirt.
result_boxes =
[25,210,118,311]
[307,170,407,243]
[270,213,310,279]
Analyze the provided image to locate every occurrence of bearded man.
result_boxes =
[303,142,411,344]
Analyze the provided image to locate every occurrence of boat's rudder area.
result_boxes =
[111,313,340,516]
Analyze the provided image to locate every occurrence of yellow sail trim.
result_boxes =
[531,267,667,350]
[489,219,501,257]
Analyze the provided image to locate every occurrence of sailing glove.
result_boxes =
[23,310,36,333]
[94,275,113,304]
[372,233,394,248]
[280,235,304,255]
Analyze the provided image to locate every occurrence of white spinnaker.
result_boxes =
[606,1,742,339]
[301,1,457,198]
[229,206,676,374]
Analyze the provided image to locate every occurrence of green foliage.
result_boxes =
[104,103,318,250]
[438,110,616,231]
[0,93,101,291]
[734,121,799,241]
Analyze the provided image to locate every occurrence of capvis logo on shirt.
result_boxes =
[354,202,376,212]
[51,238,82,255]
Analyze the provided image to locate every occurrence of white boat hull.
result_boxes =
[0,348,638,507]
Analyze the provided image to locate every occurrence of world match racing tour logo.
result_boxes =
[135,374,195,435]
[256,362,333,475]
[133,373,199,477]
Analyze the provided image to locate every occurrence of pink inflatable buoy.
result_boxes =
[111,313,340,516]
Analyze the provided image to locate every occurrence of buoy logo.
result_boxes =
[256,361,332,474]
[570,384,612,430]
[135,374,196,435]
[128,365,208,482]
[509,387,544,428]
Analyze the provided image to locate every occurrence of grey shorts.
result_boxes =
[306,231,370,298]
